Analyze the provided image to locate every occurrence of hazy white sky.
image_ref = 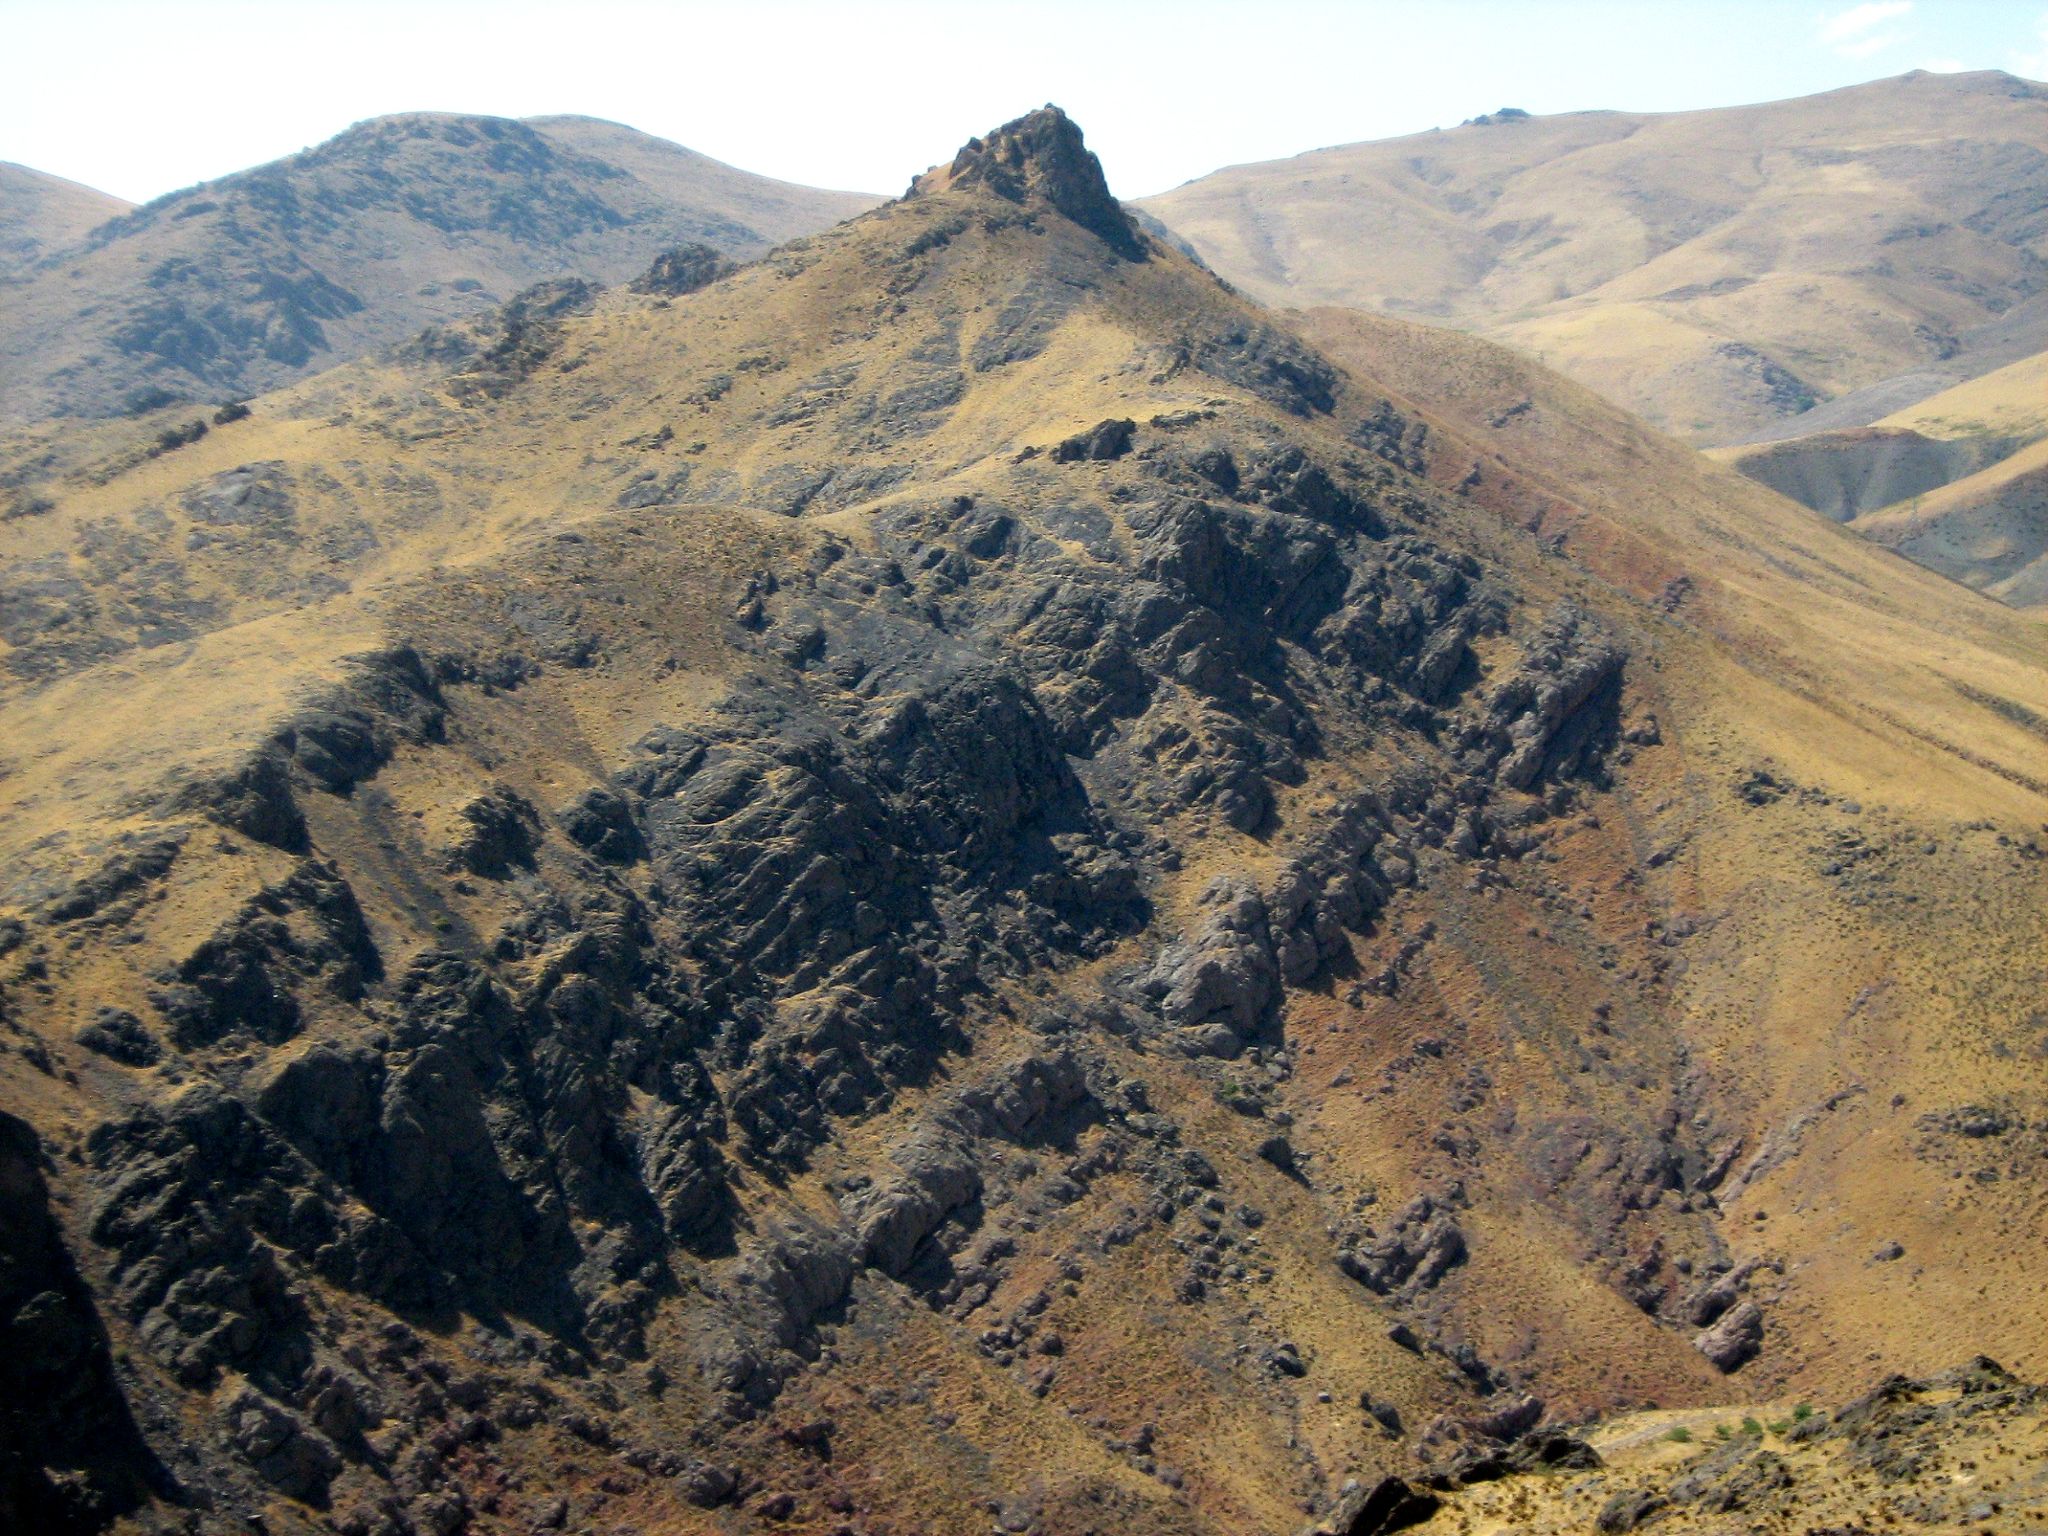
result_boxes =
[4,0,2046,204]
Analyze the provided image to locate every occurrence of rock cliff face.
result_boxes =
[0,107,2045,1536]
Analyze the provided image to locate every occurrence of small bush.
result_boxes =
[150,418,208,456]
[1663,1426,1693,1444]
[1793,1404,1815,1422]
[212,400,251,425]
[3,492,55,521]
[1741,1417,1764,1438]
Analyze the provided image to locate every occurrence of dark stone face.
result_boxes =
[921,105,1147,260]
[0,1112,163,1532]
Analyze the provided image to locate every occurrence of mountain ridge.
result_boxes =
[0,103,2044,1536]
[1138,69,2048,447]
[0,111,880,424]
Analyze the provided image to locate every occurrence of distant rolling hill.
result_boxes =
[1139,71,2048,449]
[0,112,879,423]
[1720,346,2048,608]
[0,161,131,268]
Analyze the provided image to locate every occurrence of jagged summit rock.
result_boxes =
[910,104,1145,258]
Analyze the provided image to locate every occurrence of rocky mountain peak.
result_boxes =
[910,104,1145,258]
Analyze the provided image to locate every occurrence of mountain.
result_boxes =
[0,163,131,269]
[1138,71,2048,448]
[1719,345,2048,607]
[0,112,879,424]
[2,106,2045,1536]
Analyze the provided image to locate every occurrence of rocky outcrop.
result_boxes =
[556,786,643,863]
[911,106,1145,260]
[1433,1427,1601,1488]
[630,241,735,297]
[147,859,379,1049]
[1053,417,1137,462]
[1336,1192,1469,1298]
[447,278,599,401]
[0,1113,161,1534]
[1463,606,1624,791]
[1823,1356,2042,1480]
[1694,1298,1764,1372]
[270,646,447,795]
[448,785,541,877]
[1304,1475,1443,1536]
[1141,877,1278,1057]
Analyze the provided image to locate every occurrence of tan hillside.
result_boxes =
[1719,347,2048,606]
[1139,70,2048,447]
[1851,436,2048,608]
[0,162,131,269]
[1,107,2044,1536]
[1878,347,2048,444]
[0,112,878,424]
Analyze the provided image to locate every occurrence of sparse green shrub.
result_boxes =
[213,400,251,425]
[1663,1426,1693,1444]
[1741,1416,1764,1438]
[149,418,208,456]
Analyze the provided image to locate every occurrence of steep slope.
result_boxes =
[0,162,131,268]
[0,112,878,424]
[1,107,2044,1536]
[1721,347,2048,607]
[1138,71,2048,446]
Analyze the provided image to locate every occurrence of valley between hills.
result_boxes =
[0,91,2044,1536]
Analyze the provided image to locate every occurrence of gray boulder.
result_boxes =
[1694,1299,1764,1372]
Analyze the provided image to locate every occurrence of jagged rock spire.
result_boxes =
[910,105,1146,260]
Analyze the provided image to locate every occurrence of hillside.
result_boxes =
[0,113,878,424]
[1138,71,2048,447]
[0,162,130,268]
[1,107,2045,1536]
[1721,346,2048,607]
